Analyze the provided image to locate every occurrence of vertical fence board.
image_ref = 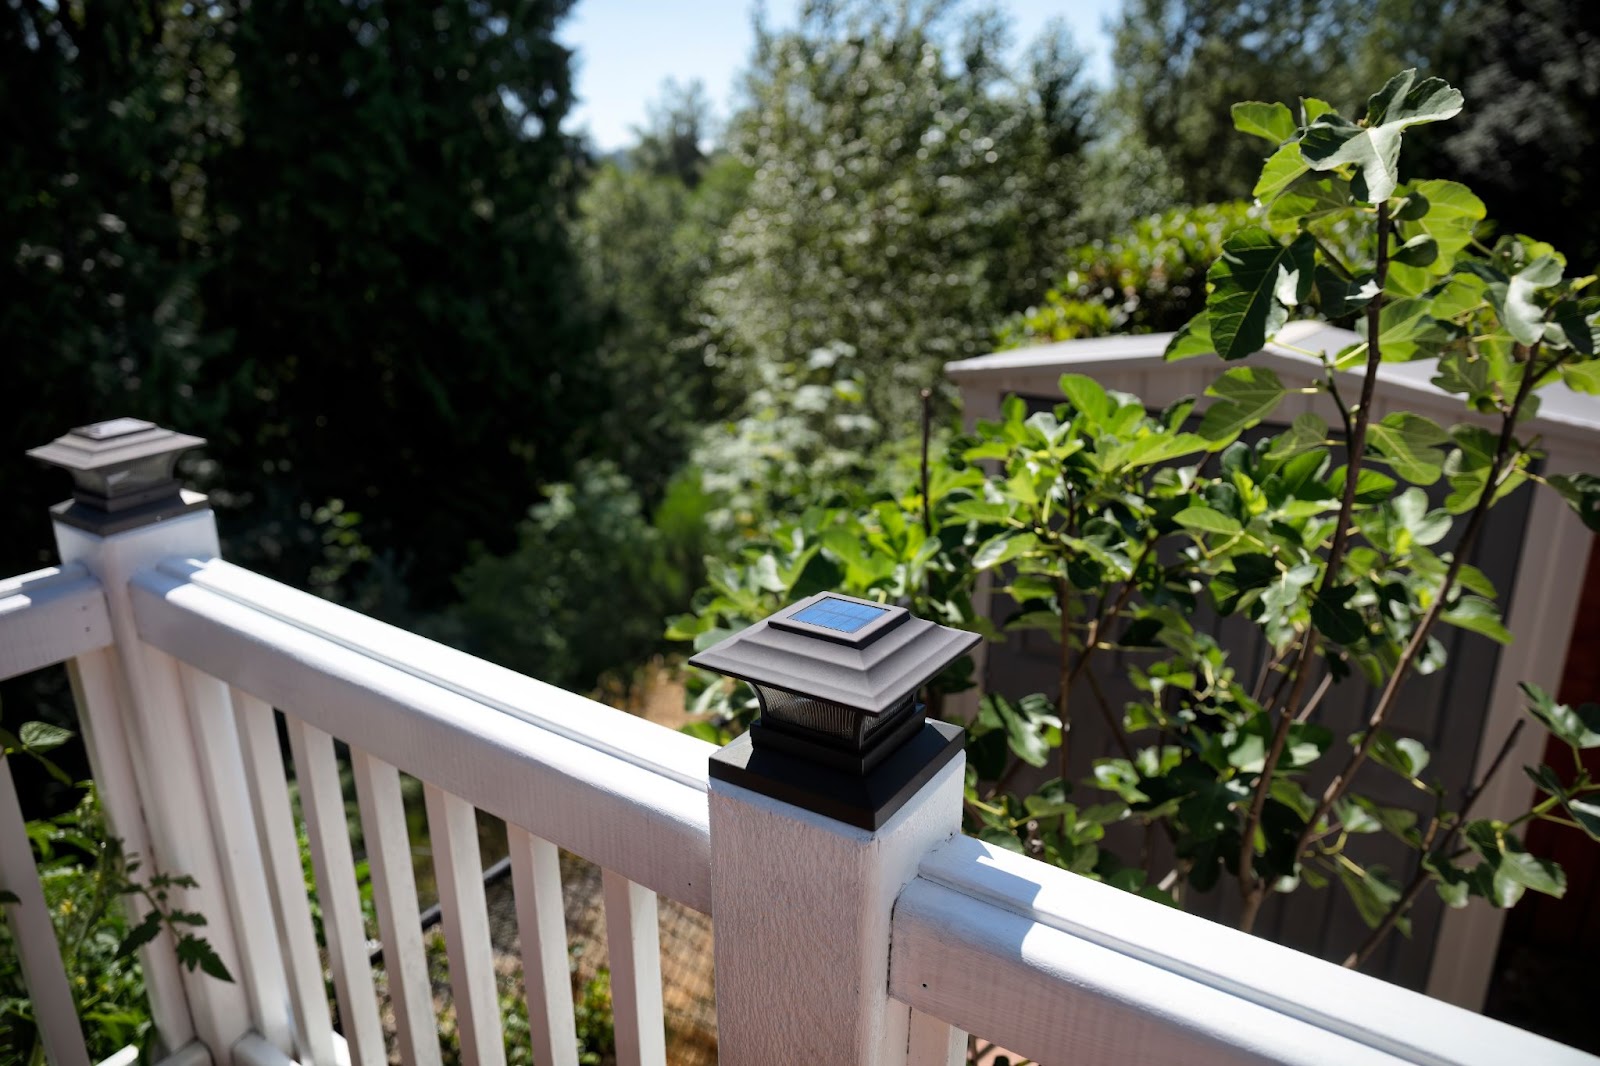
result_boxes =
[507,826,578,1066]
[67,650,194,1049]
[600,869,667,1066]
[234,690,336,1066]
[286,718,386,1066]
[904,1009,965,1066]
[0,756,92,1066]
[175,663,293,1053]
[423,784,506,1066]
[351,750,442,1066]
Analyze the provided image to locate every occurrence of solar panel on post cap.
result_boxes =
[789,596,887,633]
[767,592,908,646]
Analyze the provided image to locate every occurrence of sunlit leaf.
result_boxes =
[1204,229,1315,360]
[1299,70,1463,201]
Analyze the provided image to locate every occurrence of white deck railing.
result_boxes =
[3,480,1596,1066]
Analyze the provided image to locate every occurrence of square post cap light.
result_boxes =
[27,418,209,535]
[692,592,979,828]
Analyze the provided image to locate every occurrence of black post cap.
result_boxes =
[692,592,979,828]
[28,418,209,535]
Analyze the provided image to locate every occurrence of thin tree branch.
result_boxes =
[1297,349,1553,865]
[1237,203,1393,932]
[1344,720,1526,968]
[919,387,934,538]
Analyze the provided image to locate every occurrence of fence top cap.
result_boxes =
[27,419,205,475]
[27,419,209,534]
[688,591,979,715]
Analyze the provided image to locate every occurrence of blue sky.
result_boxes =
[559,0,1121,151]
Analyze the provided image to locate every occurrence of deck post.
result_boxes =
[708,751,965,1064]
[29,420,289,1064]
[696,595,976,1065]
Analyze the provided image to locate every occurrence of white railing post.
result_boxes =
[696,595,977,1065]
[29,419,291,1064]
[708,747,964,1064]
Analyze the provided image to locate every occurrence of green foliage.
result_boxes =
[1,1,600,614]
[996,203,1257,347]
[667,436,988,738]
[705,0,1096,434]
[0,772,231,1065]
[1107,0,1497,207]
[689,342,885,541]
[577,83,750,504]
[1109,0,1374,203]
[672,69,1600,971]
[441,460,715,695]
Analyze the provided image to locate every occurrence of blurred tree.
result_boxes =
[995,201,1258,347]
[1110,0,1370,203]
[630,78,717,188]
[1438,0,1600,269]
[439,459,712,693]
[1111,0,1597,266]
[577,83,749,504]
[703,0,1096,436]
[0,2,233,577]
[199,0,599,609]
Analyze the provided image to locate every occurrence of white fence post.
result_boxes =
[695,595,977,1066]
[709,750,964,1064]
[29,419,289,1064]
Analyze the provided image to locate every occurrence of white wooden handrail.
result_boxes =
[10,512,1598,1066]
[0,563,112,681]
[149,557,711,790]
[127,556,715,913]
[889,835,1594,1066]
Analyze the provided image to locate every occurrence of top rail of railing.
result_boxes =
[0,562,113,682]
[889,834,1597,1066]
[129,555,716,914]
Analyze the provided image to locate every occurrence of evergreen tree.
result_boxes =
[200,1,600,607]
[0,3,232,575]
[1110,0,1370,204]
[704,0,1095,434]
[1440,0,1600,268]
[577,82,750,503]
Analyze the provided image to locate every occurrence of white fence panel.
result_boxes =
[423,784,505,1066]
[175,662,293,1054]
[351,749,441,1066]
[601,870,667,1066]
[508,826,579,1066]
[904,1010,964,1066]
[286,718,386,1066]
[234,690,337,1066]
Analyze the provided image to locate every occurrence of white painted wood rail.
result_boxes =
[129,557,715,912]
[0,563,113,679]
[889,835,1597,1066]
[9,483,1600,1066]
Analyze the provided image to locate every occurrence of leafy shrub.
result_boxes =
[672,69,1600,969]
[997,202,1257,346]
[441,460,714,695]
[0,717,230,1066]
